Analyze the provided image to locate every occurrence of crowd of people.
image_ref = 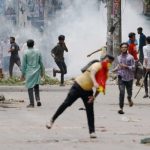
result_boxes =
[0,26,149,138]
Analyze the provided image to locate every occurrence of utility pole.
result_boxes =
[106,0,113,56]
[113,0,122,64]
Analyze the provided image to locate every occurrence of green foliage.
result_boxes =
[0,75,59,85]
[145,0,150,4]
[40,74,59,85]
[0,76,23,85]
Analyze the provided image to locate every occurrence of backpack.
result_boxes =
[81,59,100,73]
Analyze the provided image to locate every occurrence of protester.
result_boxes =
[51,35,68,86]
[46,55,114,138]
[127,32,143,86]
[143,36,150,98]
[137,27,146,64]
[113,43,135,114]
[8,37,21,78]
[21,39,45,108]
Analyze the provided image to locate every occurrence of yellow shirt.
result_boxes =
[75,62,101,91]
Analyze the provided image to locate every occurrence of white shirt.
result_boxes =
[143,44,150,68]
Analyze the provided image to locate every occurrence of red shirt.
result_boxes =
[128,43,138,61]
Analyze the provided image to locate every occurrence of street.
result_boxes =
[0,83,150,150]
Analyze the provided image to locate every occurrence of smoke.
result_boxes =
[45,0,107,77]
[0,0,150,78]
[122,0,150,41]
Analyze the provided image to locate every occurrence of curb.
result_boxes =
[0,85,71,92]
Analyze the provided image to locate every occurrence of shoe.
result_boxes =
[37,101,42,107]
[128,100,133,107]
[46,120,54,129]
[53,68,56,77]
[90,132,97,138]
[143,95,148,98]
[118,110,124,114]
[26,104,34,108]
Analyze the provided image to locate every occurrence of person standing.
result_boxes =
[113,43,135,114]
[46,55,114,138]
[21,39,45,108]
[51,35,68,86]
[127,32,143,86]
[137,27,146,64]
[143,36,150,98]
[8,37,21,78]
[0,40,4,78]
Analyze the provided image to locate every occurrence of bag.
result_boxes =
[81,59,99,73]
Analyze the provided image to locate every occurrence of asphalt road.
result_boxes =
[0,83,150,150]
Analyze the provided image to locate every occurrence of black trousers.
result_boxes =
[118,76,133,109]
[143,69,150,95]
[52,82,95,133]
[28,84,40,106]
[55,60,67,84]
[9,56,21,77]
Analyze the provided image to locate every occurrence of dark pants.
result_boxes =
[55,60,67,84]
[134,61,143,81]
[143,68,150,95]
[118,76,133,109]
[28,84,40,106]
[52,82,95,133]
[9,56,21,77]
[139,51,144,65]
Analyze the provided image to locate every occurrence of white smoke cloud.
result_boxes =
[122,0,150,41]
[46,0,107,77]
[0,0,150,78]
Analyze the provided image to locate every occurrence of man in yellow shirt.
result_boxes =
[46,55,114,138]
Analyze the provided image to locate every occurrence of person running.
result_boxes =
[137,27,146,64]
[51,35,68,86]
[21,39,45,108]
[8,37,21,78]
[46,55,114,138]
[143,36,150,98]
[113,42,135,114]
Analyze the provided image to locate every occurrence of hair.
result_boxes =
[128,32,135,38]
[58,35,65,41]
[27,39,34,48]
[146,36,150,44]
[137,27,143,31]
[105,54,115,61]
[10,37,15,41]
[120,42,129,48]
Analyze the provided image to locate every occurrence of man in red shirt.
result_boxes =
[128,32,143,86]
[128,32,138,60]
